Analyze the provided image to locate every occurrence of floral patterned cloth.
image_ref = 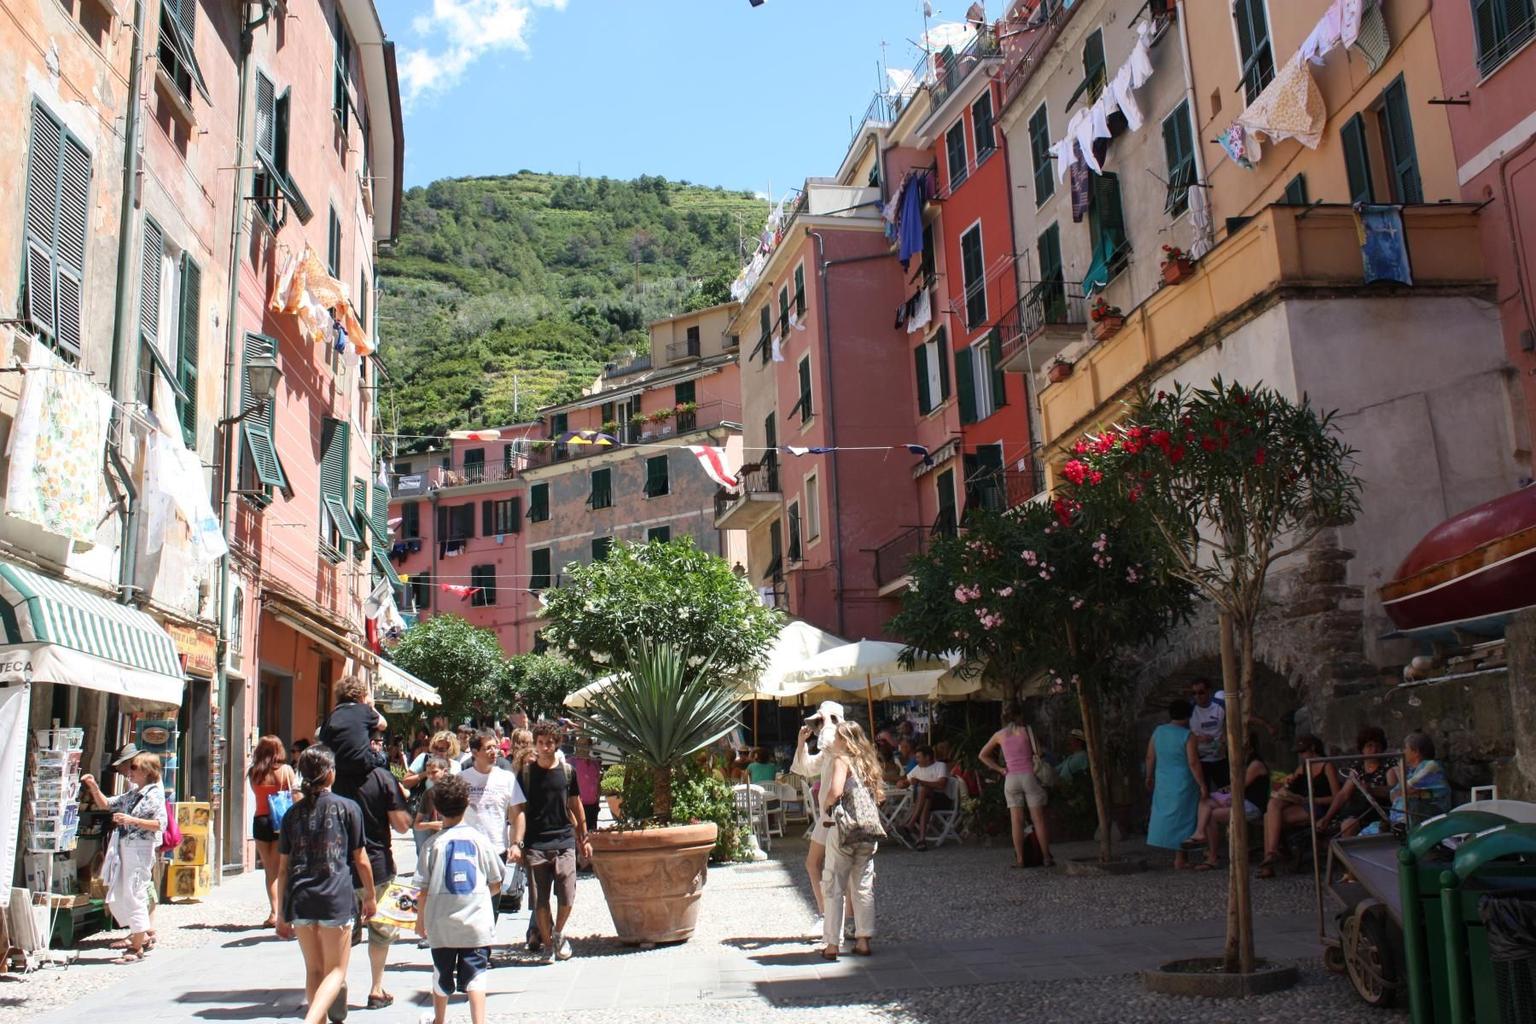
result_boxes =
[5,347,113,544]
[1237,55,1326,150]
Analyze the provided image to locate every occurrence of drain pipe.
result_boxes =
[107,0,148,604]
[808,230,894,639]
[1174,2,1214,256]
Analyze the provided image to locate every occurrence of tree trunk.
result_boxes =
[1219,612,1257,973]
[652,763,674,823]
[1076,677,1114,864]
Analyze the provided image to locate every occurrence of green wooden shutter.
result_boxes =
[531,548,551,588]
[1282,174,1309,205]
[1029,105,1053,204]
[1082,30,1106,102]
[1341,114,1374,205]
[936,327,951,400]
[914,343,932,415]
[989,329,1006,407]
[758,305,772,364]
[778,287,790,337]
[320,418,360,546]
[352,478,368,561]
[962,227,986,328]
[645,455,668,497]
[402,501,419,538]
[507,497,521,533]
[794,265,806,314]
[947,121,968,187]
[1380,78,1423,204]
[1039,225,1063,281]
[53,130,90,357]
[177,254,201,446]
[1162,101,1195,215]
[973,92,994,156]
[240,333,287,490]
[798,358,813,419]
[22,106,63,343]
[139,220,163,356]
[482,499,494,536]
[592,537,612,562]
[327,207,341,277]
[955,343,977,425]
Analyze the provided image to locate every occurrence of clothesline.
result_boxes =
[0,361,173,445]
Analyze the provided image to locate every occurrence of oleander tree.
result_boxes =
[388,614,508,724]
[1066,379,1360,974]
[891,499,1192,864]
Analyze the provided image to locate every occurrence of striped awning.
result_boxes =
[375,659,440,706]
[0,560,185,706]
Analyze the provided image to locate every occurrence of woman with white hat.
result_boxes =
[791,701,855,938]
[80,745,167,962]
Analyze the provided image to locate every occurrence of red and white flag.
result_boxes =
[687,445,739,491]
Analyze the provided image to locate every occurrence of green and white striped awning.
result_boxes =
[0,560,185,706]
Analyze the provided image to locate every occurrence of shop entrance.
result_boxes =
[221,677,245,869]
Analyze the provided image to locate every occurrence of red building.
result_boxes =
[1427,1,1536,473]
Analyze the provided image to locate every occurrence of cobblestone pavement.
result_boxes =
[4,835,1400,1024]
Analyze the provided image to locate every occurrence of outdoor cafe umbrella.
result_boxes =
[784,639,954,726]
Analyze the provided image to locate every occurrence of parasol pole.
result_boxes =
[865,672,876,732]
[753,696,760,744]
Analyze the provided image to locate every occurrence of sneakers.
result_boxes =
[552,931,573,961]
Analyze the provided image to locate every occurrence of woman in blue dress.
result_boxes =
[1145,699,1208,869]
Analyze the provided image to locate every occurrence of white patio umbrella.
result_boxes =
[562,673,619,710]
[784,639,954,725]
[740,619,848,739]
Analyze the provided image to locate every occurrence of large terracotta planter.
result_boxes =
[589,821,717,945]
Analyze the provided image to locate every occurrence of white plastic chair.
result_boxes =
[927,775,965,848]
[771,780,806,824]
[732,783,772,851]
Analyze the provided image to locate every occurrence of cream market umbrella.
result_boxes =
[784,639,953,726]
[563,673,619,711]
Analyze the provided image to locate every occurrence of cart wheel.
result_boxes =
[1344,905,1399,1008]
[1323,943,1347,974]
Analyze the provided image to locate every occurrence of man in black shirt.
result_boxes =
[510,721,591,962]
[334,764,410,1008]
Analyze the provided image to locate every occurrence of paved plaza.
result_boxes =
[2,836,1394,1024]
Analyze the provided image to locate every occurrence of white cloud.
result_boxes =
[400,0,568,105]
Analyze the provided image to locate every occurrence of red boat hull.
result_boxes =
[1380,486,1536,634]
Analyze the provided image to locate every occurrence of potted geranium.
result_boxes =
[1160,244,1195,285]
[569,641,740,945]
[1089,297,1125,341]
[1048,358,1074,384]
[600,420,620,437]
[647,407,674,424]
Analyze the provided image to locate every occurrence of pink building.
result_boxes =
[1427,1,1536,472]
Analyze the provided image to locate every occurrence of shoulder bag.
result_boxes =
[1027,726,1059,788]
[832,769,886,845]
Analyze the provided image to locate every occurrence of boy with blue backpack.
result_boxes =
[414,774,501,1024]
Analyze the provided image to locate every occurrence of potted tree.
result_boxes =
[1090,297,1125,341]
[1160,244,1195,285]
[568,641,740,944]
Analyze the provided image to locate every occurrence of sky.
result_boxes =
[380,0,978,198]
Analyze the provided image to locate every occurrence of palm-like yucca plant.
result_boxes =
[570,640,740,822]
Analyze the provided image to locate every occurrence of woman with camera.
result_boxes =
[817,720,883,960]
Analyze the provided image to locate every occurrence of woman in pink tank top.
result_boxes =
[979,703,1054,868]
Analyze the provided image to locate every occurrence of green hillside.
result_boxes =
[377,173,767,446]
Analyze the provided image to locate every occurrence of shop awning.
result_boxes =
[375,659,440,706]
[0,561,185,706]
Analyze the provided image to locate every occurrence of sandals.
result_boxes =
[110,950,146,964]
[819,948,840,962]
[1257,864,1276,879]
[852,940,873,956]
[1193,861,1221,872]
[364,992,393,1010]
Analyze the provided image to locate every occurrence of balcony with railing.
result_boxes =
[524,399,741,472]
[929,25,1002,109]
[713,459,783,530]
[997,280,1088,373]
[872,526,928,594]
[390,461,521,497]
[665,334,701,364]
[1002,0,1081,110]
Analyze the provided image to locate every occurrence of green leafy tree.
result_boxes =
[1068,379,1360,973]
[388,614,508,724]
[500,653,586,720]
[539,537,781,679]
[891,501,1192,863]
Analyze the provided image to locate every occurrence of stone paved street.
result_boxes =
[1,834,1399,1024]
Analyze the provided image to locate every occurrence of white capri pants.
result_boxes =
[821,825,876,948]
[105,836,157,933]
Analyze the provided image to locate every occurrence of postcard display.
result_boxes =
[21,728,83,959]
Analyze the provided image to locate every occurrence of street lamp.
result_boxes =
[243,353,282,412]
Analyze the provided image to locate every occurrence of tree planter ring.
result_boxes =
[1140,958,1298,998]
[589,822,717,945]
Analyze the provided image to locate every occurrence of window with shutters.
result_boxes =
[935,469,958,536]
[961,224,987,329]
[238,333,287,499]
[1341,113,1375,205]
[1378,77,1423,204]
[763,413,780,491]
[1162,101,1196,216]
[647,525,671,544]
[588,468,612,510]
[946,121,968,190]
[1028,105,1054,205]
[1037,223,1067,320]
[252,70,311,229]
[591,536,612,563]
[794,264,806,315]
[462,448,484,482]
[786,501,802,562]
[410,572,432,612]
[644,455,669,498]
[1234,0,1275,104]
[530,548,552,589]
[963,444,1006,517]
[1065,29,1107,109]
[370,480,396,584]
[972,92,996,160]
[1281,174,1309,205]
[1474,0,1536,76]
[451,503,476,540]
[790,355,813,422]
[318,417,357,559]
[921,223,937,285]
[492,498,520,535]
[351,478,368,561]
[528,482,549,522]
[967,334,1004,422]
[756,304,772,365]
[21,102,92,359]
[778,286,790,338]
[1085,172,1129,291]
[402,501,421,538]
[914,327,951,417]
[765,519,784,581]
[673,380,695,409]
[156,0,206,108]
[333,9,353,139]
[470,565,496,606]
[327,207,342,278]
[804,472,821,542]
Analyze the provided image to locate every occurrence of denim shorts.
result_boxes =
[289,916,353,929]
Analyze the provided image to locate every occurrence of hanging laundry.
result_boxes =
[1355,204,1413,286]
[1066,108,1106,175]
[894,297,909,330]
[1351,2,1390,74]
[1070,145,1092,222]
[5,350,113,545]
[687,445,739,490]
[1299,0,1344,64]
[906,289,932,333]
[1340,0,1365,49]
[1108,65,1143,131]
[448,429,504,441]
[1237,55,1326,150]
[1220,123,1261,169]
[784,446,834,457]
[439,584,479,601]
[147,429,227,564]
[897,172,930,270]
[905,444,930,457]
[771,336,785,363]
[1129,20,1155,86]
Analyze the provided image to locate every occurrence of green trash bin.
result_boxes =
[1398,811,1514,1024]
[1438,823,1536,1024]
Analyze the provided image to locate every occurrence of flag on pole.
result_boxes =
[687,446,739,491]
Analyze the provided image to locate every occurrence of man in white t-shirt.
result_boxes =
[897,746,950,850]
[459,730,525,916]
[1188,678,1229,789]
